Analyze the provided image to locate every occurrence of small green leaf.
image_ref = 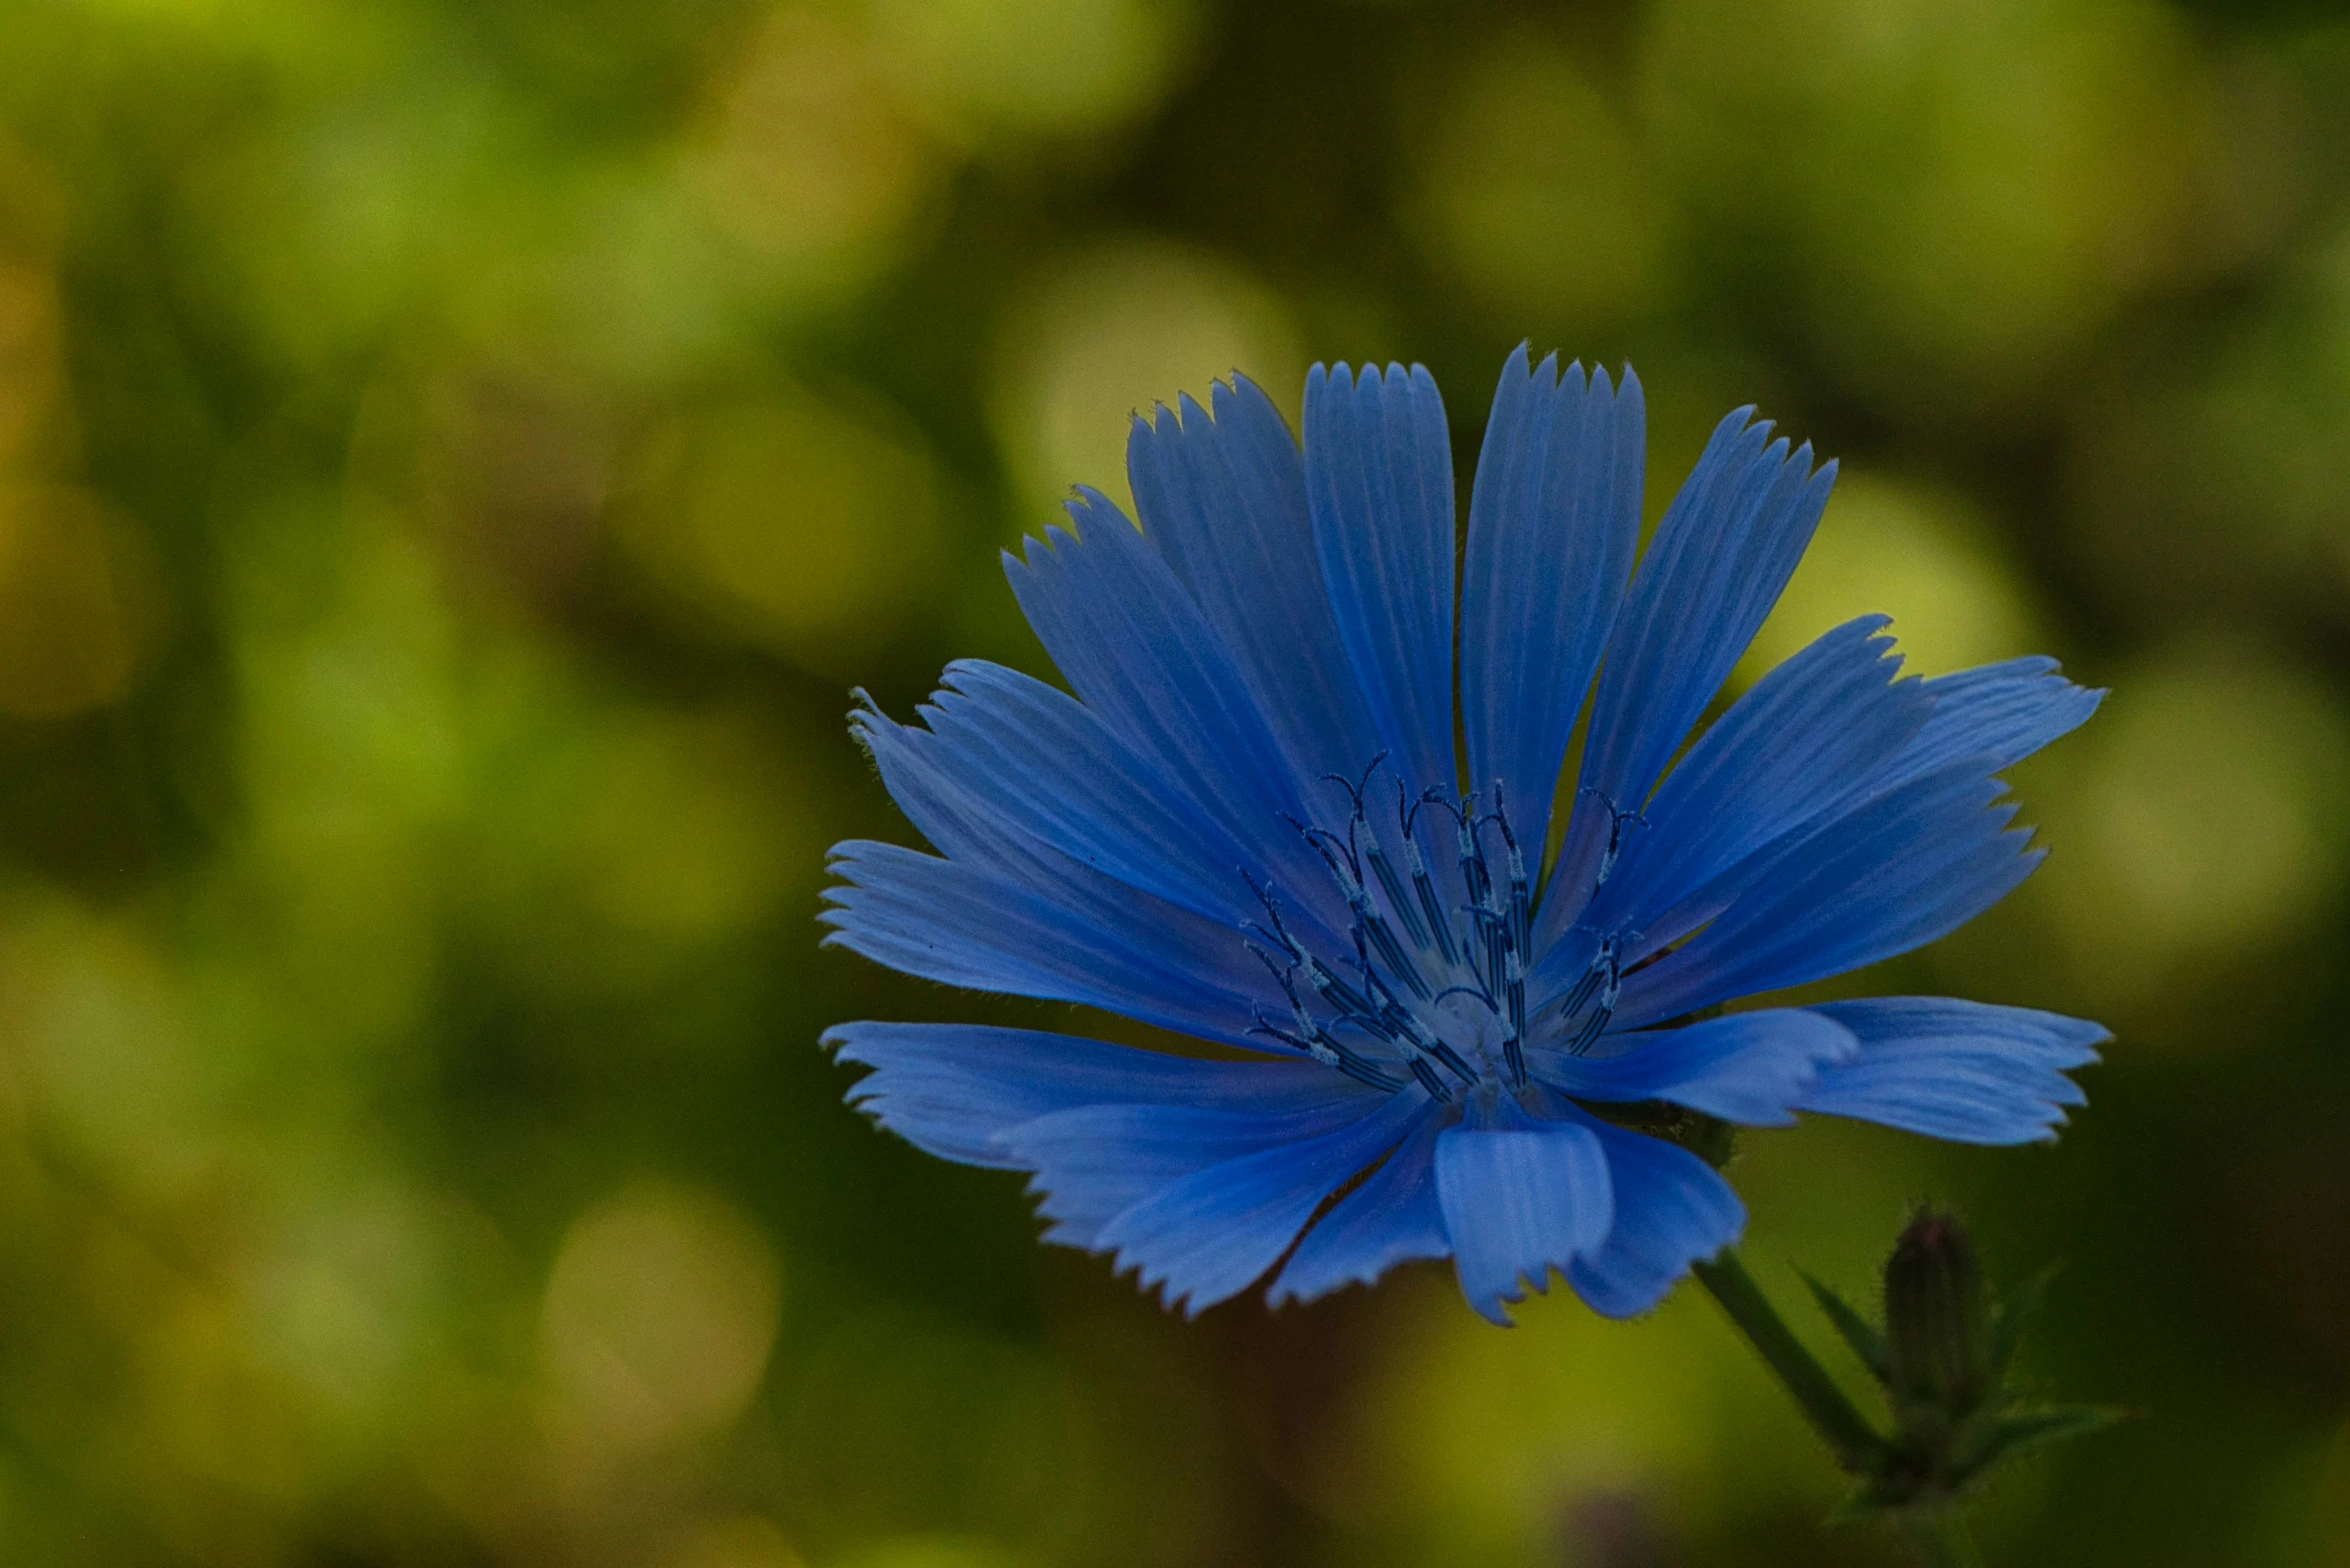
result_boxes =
[1803,1271,1891,1386]
[1827,1468,1942,1521]
[1988,1261,2063,1378]
[1828,1484,1894,1523]
[1971,1403,2131,1470]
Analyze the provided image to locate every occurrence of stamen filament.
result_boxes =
[1367,846,1428,948]
[1353,900,1433,1001]
[1402,815,1459,967]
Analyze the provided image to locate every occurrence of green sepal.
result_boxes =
[1827,1486,1881,1523]
[1802,1271,1891,1386]
[1827,1480,1906,1522]
[1970,1403,2132,1469]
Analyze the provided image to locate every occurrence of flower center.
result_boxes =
[1242,757,1623,1099]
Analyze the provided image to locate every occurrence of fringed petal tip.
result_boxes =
[1794,999,2110,1147]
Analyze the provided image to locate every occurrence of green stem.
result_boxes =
[1693,1249,1889,1475]
[1896,1508,1986,1568]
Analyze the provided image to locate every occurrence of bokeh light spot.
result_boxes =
[2039,645,2350,1011]
[541,1185,783,1454]
[1410,39,1660,331]
[1738,472,2038,683]
[871,0,1200,144]
[244,1186,442,1425]
[686,11,941,284]
[621,387,946,678]
[0,261,62,468]
[990,239,1301,527]
[0,485,162,718]
[567,713,804,943]
[0,899,208,1192]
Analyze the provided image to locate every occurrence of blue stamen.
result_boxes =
[1503,946,1527,1045]
[1566,947,1621,1057]
[1408,1057,1452,1101]
[1403,827,1458,967]
[1489,783,1534,960]
[1354,905,1432,1000]
[1367,841,1428,948]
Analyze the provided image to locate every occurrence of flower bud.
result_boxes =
[1882,1209,1992,1419]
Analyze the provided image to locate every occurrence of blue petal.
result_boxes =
[1573,617,1929,952]
[1267,1112,1450,1306]
[1615,763,2040,1028]
[1302,362,1458,796]
[828,1021,1380,1170]
[822,840,1275,1049]
[1878,657,2105,793]
[1460,349,1643,854]
[1557,410,1836,913]
[1532,1009,1858,1127]
[1089,1092,1428,1315]
[1435,1103,1614,1325]
[1127,378,1384,779]
[1795,998,2106,1145]
[999,1095,1393,1250]
[852,669,1265,932]
[1005,492,1332,904]
[1565,1117,1745,1319]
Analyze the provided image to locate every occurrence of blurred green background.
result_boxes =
[3,0,2350,1561]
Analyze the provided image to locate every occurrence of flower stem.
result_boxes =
[1692,1248,1889,1475]
[1897,1509,1986,1568]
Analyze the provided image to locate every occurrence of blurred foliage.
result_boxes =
[3,0,2350,1563]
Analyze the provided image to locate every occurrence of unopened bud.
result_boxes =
[1883,1209,1991,1418]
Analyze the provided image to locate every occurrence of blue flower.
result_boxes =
[823,348,2105,1325]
